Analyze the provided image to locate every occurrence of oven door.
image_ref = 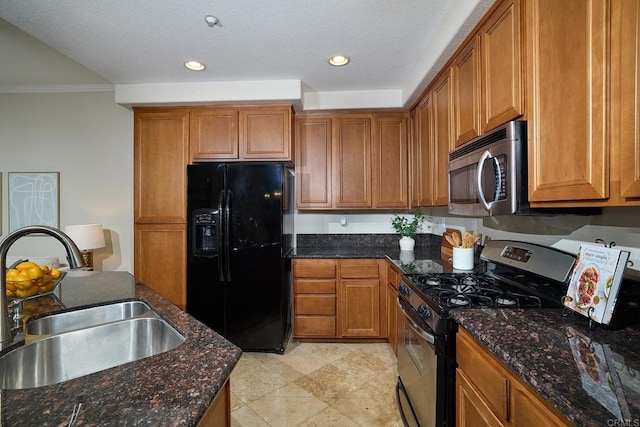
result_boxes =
[397,296,446,426]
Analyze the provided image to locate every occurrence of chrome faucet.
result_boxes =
[0,225,86,350]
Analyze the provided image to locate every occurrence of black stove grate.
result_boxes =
[406,270,553,310]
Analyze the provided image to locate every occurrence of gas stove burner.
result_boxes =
[495,296,517,307]
[447,294,470,307]
[461,276,479,287]
[424,276,443,287]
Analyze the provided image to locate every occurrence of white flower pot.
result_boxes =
[399,236,415,251]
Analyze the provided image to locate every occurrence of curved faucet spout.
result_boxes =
[0,225,87,350]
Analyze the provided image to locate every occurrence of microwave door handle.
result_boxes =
[476,150,492,211]
[492,157,502,204]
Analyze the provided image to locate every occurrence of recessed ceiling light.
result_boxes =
[184,61,206,71]
[329,55,350,66]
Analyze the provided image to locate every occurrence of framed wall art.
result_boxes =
[8,172,60,232]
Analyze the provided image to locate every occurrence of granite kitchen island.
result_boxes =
[1,271,241,426]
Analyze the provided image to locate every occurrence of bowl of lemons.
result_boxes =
[5,260,65,300]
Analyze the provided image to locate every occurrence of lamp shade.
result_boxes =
[64,224,105,250]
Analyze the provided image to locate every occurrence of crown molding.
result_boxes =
[0,84,114,94]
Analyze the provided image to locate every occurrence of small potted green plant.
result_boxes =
[391,213,424,250]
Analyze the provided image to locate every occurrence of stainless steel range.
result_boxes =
[396,240,577,427]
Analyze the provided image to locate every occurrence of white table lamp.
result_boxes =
[64,224,105,270]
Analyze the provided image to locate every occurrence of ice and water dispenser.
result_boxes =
[192,208,219,257]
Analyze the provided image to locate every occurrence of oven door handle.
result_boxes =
[398,300,435,344]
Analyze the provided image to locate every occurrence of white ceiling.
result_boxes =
[0,0,492,110]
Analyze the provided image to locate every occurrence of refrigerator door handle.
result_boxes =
[224,189,232,282]
[217,191,225,282]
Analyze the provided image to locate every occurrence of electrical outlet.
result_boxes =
[471,220,478,234]
[432,217,445,235]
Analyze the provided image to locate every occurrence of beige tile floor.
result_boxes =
[230,341,403,426]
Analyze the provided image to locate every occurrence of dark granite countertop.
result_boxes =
[1,271,242,426]
[452,308,640,426]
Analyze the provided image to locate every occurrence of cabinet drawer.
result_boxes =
[293,260,336,278]
[338,264,380,279]
[457,329,509,420]
[294,279,336,294]
[295,295,336,315]
[294,316,336,337]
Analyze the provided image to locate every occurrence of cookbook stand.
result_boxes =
[561,240,630,330]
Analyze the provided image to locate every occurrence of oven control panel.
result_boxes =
[500,245,532,263]
[481,240,576,283]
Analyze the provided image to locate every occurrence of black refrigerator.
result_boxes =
[186,163,294,353]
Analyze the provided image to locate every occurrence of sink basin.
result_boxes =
[26,300,154,336]
[0,303,186,389]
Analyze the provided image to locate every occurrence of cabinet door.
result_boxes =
[333,116,373,208]
[433,70,454,206]
[618,0,640,198]
[337,260,382,338]
[457,370,507,427]
[134,223,186,308]
[481,0,524,133]
[413,91,436,207]
[386,263,400,355]
[240,107,292,160]
[295,117,332,208]
[373,114,409,208]
[190,108,239,161]
[337,279,380,337]
[453,36,482,147]
[134,109,189,223]
[526,0,609,202]
[197,379,230,427]
[510,382,570,427]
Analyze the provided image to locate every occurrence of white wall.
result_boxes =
[0,91,133,272]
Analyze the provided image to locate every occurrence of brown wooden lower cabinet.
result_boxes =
[386,262,401,355]
[134,223,186,309]
[456,327,570,427]
[197,379,230,427]
[292,258,387,341]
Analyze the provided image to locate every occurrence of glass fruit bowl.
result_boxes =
[5,259,66,301]
[6,272,66,301]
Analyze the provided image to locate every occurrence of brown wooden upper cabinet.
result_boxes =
[134,108,190,224]
[373,114,409,208]
[333,115,373,208]
[618,0,640,200]
[452,0,523,147]
[190,105,293,163]
[411,69,453,208]
[452,36,482,147]
[526,0,609,203]
[295,117,333,208]
[525,0,639,206]
[296,112,409,210]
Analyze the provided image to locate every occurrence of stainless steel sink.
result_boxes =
[0,302,185,389]
[26,300,154,336]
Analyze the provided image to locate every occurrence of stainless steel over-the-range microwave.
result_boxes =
[448,120,529,216]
